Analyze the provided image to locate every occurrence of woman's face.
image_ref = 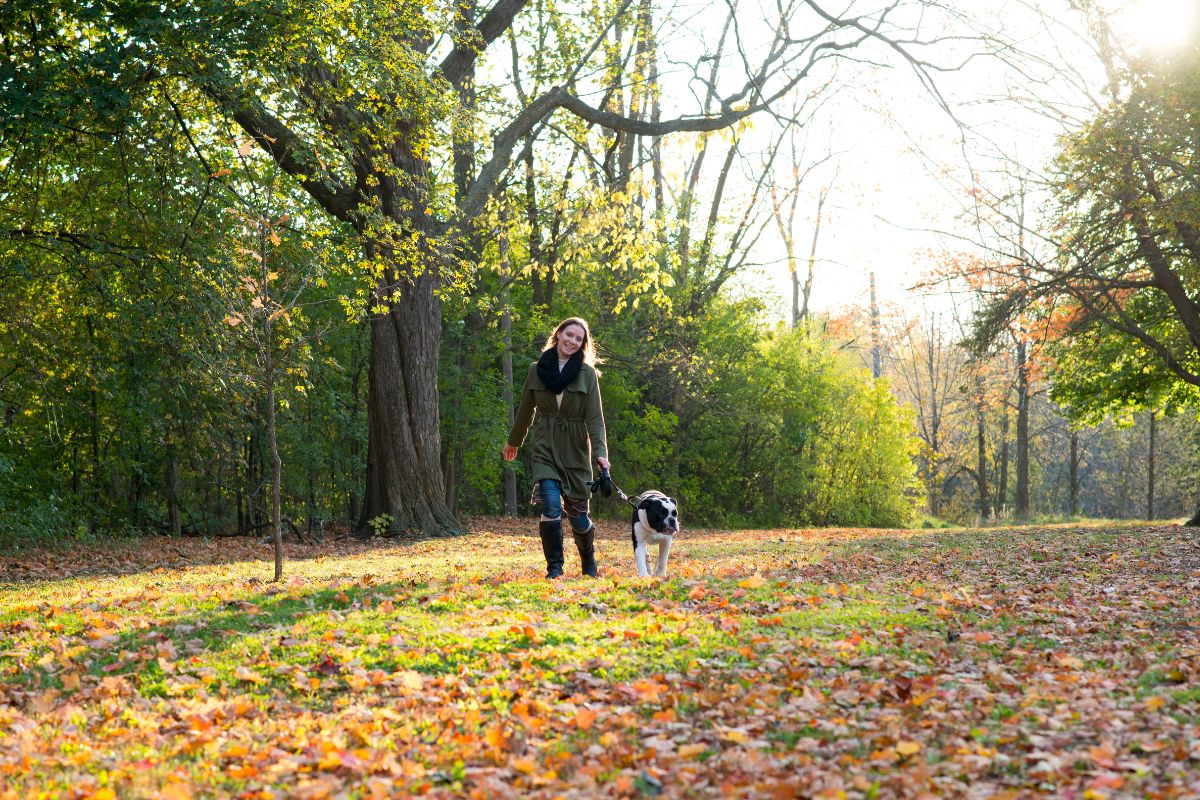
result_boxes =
[557,324,586,358]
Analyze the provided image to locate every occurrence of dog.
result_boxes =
[631,491,680,577]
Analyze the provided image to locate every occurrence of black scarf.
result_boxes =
[536,347,583,395]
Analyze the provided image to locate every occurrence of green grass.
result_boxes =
[0,518,1196,798]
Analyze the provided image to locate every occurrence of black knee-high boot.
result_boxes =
[573,524,598,577]
[539,519,564,579]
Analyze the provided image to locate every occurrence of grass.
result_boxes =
[0,517,1198,798]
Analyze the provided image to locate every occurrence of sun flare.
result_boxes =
[1116,0,1197,51]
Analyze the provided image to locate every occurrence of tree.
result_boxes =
[2,0,998,536]
[888,310,967,518]
[967,11,1200,519]
[769,129,837,328]
[214,157,341,579]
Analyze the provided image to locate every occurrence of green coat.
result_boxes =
[507,361,609,502]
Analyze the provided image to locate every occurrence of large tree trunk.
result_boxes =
[357,264,459,538]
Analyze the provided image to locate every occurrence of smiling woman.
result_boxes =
[504,317,611,580]
[1117,0,1197,50]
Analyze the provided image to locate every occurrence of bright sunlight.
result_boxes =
[1117,0,1198,50]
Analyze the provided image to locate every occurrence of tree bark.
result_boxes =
[1068,429,1079,518]
[870,273,882,381]
[259,223,285,580]
[1147,410,1156,520]
[801,186,828,325]
[976,401,990,521]
[499,205,519,516]
[1015,339,1031,519]
[525,142,552,311]
[167,453,182,537]
[357,258,458,537]
[998,409,1010,515]
[266,339,284,580]
[1187,458,1200,526]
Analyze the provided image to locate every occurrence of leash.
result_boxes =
[589,467,639,508]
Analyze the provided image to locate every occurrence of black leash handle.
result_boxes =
[589,467,638,507]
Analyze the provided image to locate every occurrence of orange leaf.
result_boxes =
[720,727,749,743]
[573,708,599,730]
[1089,742,1118,769]
[896,740,922,757]
[630,679,664,702]
[234,666,267,685]
[870,747,898,762]
[394,670,423,691]
[484,725,509,752]
[1088,774,1124,790]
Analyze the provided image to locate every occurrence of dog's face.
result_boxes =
[640,494,679,534]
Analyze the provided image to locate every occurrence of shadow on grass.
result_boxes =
[0,527,520,587]
[7,555,947,707]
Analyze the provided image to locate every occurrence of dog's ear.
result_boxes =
[668,497,676,506]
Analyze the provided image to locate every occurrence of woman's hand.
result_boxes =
[502,444,518,461]
[597,456,611,470]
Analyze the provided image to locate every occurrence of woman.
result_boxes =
[503,317,611,578]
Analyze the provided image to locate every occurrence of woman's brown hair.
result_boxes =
[542,317,601,367]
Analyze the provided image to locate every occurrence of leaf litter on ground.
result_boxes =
[0,518,1198,798]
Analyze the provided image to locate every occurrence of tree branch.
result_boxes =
[438,0,531,87]
[189,63,360,224]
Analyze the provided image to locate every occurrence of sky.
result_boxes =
[697,0,1200,322]
[484,0,1197,325]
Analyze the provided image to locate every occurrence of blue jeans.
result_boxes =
[539,479,591,533]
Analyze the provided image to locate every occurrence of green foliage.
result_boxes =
[439,318,511,514]
[1048,316,1200,424]
[1043,44,1200,421]
[671,317,919,527]
[0,0,928,540]
[0,49,369,540]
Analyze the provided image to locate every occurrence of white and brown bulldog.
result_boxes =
[631,491,680,577]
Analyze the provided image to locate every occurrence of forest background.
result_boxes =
[2,0,1199,551]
